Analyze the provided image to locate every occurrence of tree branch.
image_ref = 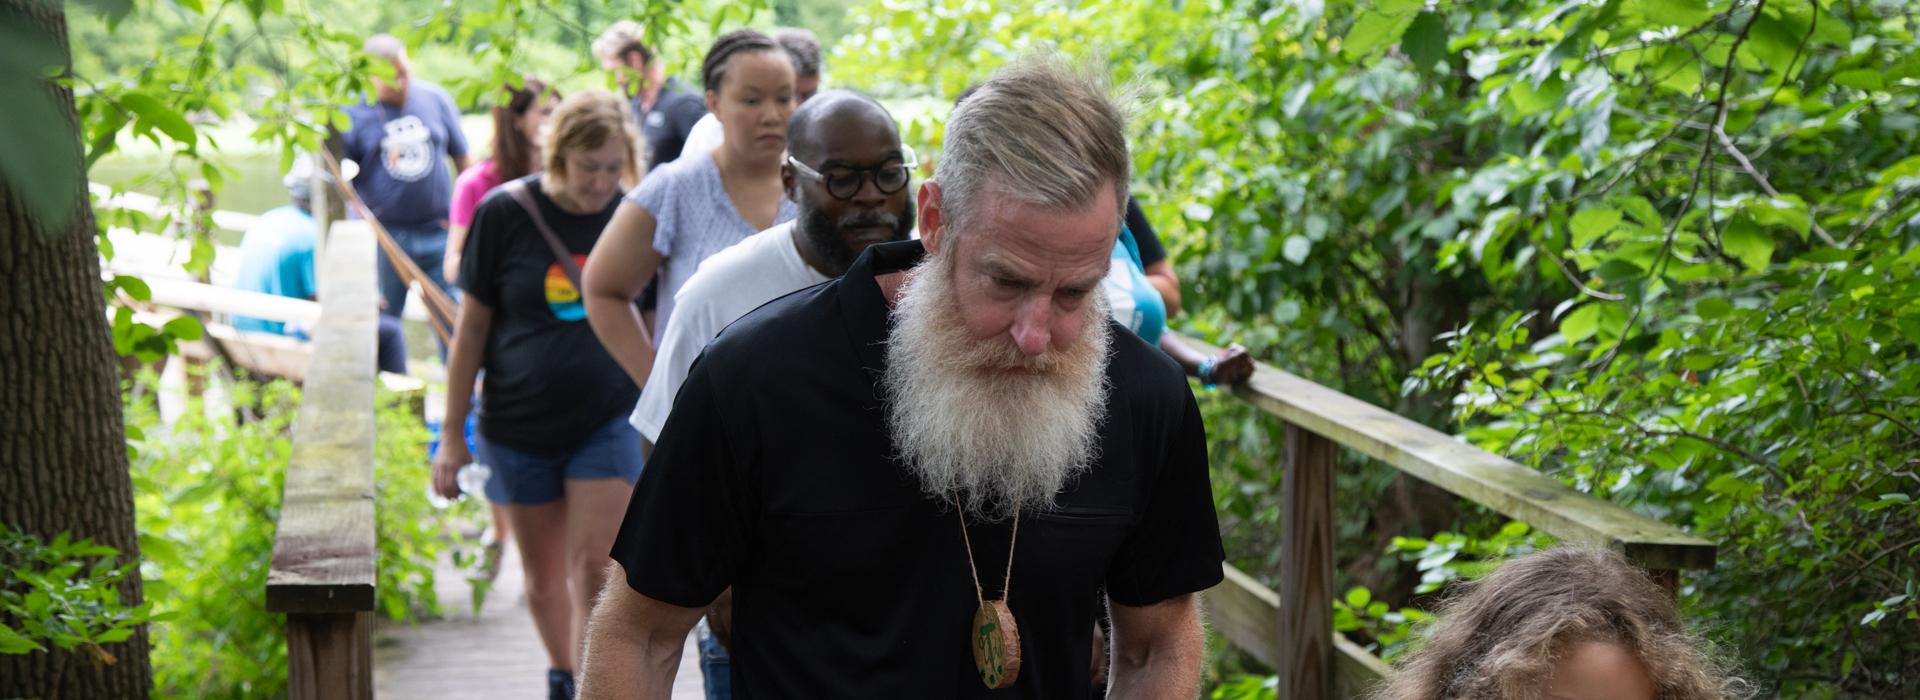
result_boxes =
[1714,125,1841,246]
[1591,0,1766,371]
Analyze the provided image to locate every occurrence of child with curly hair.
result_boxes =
[1374,548,1744,700]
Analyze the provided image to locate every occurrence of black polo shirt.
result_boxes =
[633,77,707,169]
[610,239,1224,698]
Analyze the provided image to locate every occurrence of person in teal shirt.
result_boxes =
[1102,197,1254,386]
[233,172,320,336]
[234,157,409,373]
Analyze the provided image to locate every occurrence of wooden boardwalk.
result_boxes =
[374,541,706,699]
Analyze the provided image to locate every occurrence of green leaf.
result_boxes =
[1831,69,1883,91]
[1879,155,1920,188]
[1401,12,1448,71]
[1898,318,1920,346]
[113,275,152,302]
[1696,297,1733,319]
[72,0,136,23]
[1630,0,1713,27]
[1748,196,1811,240]
[137,534,184,570]
[1343,10,1418,61]
[1654,47,1704,94]
[1613,196,1663,231]
[0,21,84,234]
[1561,303,1603,343]
[1345,587,1372,608]
[163,315,205,341]
[1722,219,1775,272]
[0,624,45,654]
[1505,77,1565,116]
[118,94,197,148]
[1570,207,1623,246]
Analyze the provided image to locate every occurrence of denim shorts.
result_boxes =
[475,416,645,505]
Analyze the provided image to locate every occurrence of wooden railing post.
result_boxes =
[1280,423,1336,700]
[285,612,373,697]
[266,220,378,700]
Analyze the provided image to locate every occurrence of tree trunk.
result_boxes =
[0,1,153,697]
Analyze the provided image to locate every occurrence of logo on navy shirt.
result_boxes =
[380,115,434,182]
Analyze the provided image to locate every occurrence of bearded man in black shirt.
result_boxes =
[581,56,1225,699]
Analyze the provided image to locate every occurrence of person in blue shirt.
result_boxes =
[343,33,471,329]
[1104,199,1253,387]
[234,156,409,374]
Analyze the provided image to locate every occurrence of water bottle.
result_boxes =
[457,463,491,498]
[426,463,491,509]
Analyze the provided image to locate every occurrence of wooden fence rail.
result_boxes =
[1177,335,1718,700]
[265,221,378,699]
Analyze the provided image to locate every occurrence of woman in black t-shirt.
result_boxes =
[431,90,643,699]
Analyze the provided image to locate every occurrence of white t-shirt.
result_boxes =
[631,221,830,441]
[676,114,724,165]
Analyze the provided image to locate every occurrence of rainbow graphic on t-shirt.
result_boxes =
[546,254,587,321]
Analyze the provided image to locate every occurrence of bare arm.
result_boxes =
[1143,260,1182,318]
[443,223,468,284]
[430,298,492,498]
[452,152,472,174]
[1104,593,1205,699]
[579,566,706,699]
[1159,336,1254,385]
[584,202,666,386]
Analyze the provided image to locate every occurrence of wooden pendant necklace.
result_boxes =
[956,501,1022,689]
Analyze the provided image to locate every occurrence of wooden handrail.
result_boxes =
[264,220,378,699]
[1178,333,1717,699]
[1208,564,1390,699]
[1179,335,1715,571]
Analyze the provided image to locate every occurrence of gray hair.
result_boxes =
[592,20,651,65]
[363,34,405,63]
[772,27,823,78]
[936,56,1130,237]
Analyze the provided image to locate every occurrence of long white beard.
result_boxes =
[881,254,1113,521]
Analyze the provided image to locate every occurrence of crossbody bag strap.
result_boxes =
[502,179,585,292]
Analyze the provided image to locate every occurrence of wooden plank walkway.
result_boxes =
[373,540,706,699]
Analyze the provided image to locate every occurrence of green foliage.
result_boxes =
[129,375,296,697]
[0,524,160,695]
[1411,239,1920,694]
[837,0,1919,694]
[372,387,491,620]
[1210,672,1278,700]
[128,372,481,697]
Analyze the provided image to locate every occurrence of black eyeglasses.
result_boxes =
[787,146,918,200]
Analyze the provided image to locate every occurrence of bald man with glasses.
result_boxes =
[621,88,916,699]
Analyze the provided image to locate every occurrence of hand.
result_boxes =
[431,433,471,500]
[443,252,461,286]
[1209,344,1255,385]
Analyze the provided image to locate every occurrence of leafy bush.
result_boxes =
[128,372,480,698]
[837,0,1920,694]
[0,525,160,697]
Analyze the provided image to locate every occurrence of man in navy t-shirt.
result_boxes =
[343,33,470,324]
